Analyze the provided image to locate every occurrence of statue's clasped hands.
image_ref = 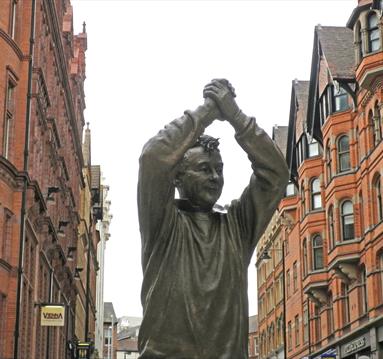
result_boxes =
[203,79,241,122]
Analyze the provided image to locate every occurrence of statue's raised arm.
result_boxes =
[137,80,289,359]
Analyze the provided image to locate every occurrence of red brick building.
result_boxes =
[0,1,99,358]
[249,315,260,359]
[257,1,383,358]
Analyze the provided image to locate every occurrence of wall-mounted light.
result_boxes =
[67,246,77,262]
[47,186,60,201]
[57,221,69,237]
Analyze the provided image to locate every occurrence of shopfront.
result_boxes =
[341,333,371,359]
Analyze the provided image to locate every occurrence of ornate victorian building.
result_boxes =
[0,1,103,358]
[257,1,383,358]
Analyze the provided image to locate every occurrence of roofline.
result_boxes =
[346,3,372,28]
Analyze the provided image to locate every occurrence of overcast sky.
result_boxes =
[72,0,356,318]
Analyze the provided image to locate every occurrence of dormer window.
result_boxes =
[368,12,380,53]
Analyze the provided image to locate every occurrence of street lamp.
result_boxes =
[260,242,287,359]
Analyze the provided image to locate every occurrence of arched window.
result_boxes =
[301,181,306,218]
[328,206,335,249]
[303,239,308,277]
[368,12,380,52]
[326,142,332,183]
[374,102,382,145]
[341,200,354,241]
[311,178,322,210]
[337,135,351,172]
[360,266,368,314]
[312,235,324,270]
[374,175,383,223]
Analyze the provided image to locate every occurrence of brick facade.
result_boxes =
[257,1,383,359]
[0,1,100,358]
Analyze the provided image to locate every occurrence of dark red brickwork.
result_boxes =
[0,1,99,358]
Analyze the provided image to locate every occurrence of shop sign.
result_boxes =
[341,335,369,357]
[40,305,65,326]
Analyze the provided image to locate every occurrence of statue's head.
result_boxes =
[175,135,224,211]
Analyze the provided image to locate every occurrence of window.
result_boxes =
[355,21,363,62]
[301,181,306,218]
[379,252,383,303]
[293,261,298,292]
[303,303,309,343]
[10,1,17,39]
[1,209,12,261]
[326,142,332,183]
[314,305,321,341]
[328,206,335,250]
[334,86,349,112]
[104,327,111,345]
[308,138,320,157]
[302,239,308,277]
[359,191,364,236]
[296,136,307,167]
[368,12,380,52]
[342,283,350,325]
[288,321,292,350]
[374,175,383,223]
[311,178,322,210]
[360,267,368,315]
[0,294,6,357]
[285,182,296,197]
[3,80,16,159]
[337,135,350,172]
[254,337,259,356]
[341,200,355,241]
[286,269,291,297]
[312,235,324,270]
[327,292,334,336]
[373,102,382,144]
[295,315,300,346]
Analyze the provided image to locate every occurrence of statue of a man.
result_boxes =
[137,79,289,358]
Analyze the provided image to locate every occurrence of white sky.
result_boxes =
[72,0,356,318]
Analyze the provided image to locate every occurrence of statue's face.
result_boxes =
[177,147,224,211]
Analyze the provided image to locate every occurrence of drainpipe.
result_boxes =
[13,0,36,357]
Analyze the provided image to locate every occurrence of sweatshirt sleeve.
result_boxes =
[137,110,213,269]
[230,117,289,258]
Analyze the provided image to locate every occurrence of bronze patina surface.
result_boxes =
[137,80,289,359]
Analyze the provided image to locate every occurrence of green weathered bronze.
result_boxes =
[137,79,289,359]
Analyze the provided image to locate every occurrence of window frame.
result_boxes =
[367,11,380,53]
[337,135,351,173]
[310,177,322,210]
[3,77,16,159]
[341,200,355,241]
[328,206,335,250]
[326,142,332,183]
[312,235,324,270]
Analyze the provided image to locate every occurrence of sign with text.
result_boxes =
[40,305,65,326]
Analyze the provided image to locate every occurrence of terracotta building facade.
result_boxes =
[0,1,101,358]
[257,1,383,359]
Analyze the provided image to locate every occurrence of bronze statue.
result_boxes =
[137,79,289,358]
